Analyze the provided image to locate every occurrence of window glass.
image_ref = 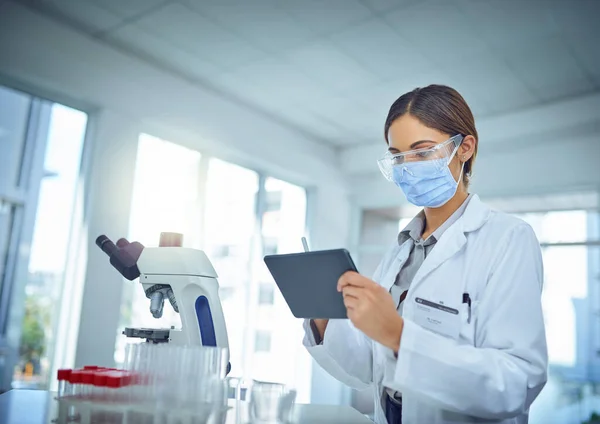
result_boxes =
[499,210,598,424]
[115,134,202,366]
[514,211,589,367]
[115,150,311,401]
[252,177,311,402]
[254,331,272,353]
[517,210,588,244]
[0,202,16,301]
[0,86,31,190]
[13,104,87,389]
[203,158,259,382]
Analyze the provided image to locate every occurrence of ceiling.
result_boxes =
[13,0,600,148]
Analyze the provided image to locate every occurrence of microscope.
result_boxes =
[96,232,230,371]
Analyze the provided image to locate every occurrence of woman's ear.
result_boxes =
[459,135,477,162]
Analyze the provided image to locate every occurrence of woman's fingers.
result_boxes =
[343,294,359,310]
[341,286,362,299]
[337,271,373,291]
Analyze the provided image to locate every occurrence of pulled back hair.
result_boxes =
[384,84,478,186]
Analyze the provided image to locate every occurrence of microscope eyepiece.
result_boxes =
[96,235,118,257]
[116,238,130,248]
[96,234,144,281]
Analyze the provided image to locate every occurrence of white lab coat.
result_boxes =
[303,195,548,424]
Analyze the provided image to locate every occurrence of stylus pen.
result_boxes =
[301,237,310,252]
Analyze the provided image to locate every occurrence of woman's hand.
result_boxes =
[338,271,404,354]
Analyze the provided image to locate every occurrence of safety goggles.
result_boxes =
[377,134,464,181]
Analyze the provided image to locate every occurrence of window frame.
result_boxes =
[0,78,94,392]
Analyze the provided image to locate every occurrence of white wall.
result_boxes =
[338,90,600,209]
[347,133,600,209]
[340,92,600,177]
[0,2,352,403]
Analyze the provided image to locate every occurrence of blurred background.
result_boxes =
[0,0,598,423]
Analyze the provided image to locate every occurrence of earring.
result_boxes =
[462,156,467,161]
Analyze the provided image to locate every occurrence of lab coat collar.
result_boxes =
[407,194,490,292]
[458,194,490,233]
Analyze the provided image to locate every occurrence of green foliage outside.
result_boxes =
[19,295,50,372]
[583,412,600,424]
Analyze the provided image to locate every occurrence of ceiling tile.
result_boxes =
[285,40,380,93]
[282,0,374,35]
[555,1,600,85]
[504,36,594,102]
[442,52,537,115]
[207,72,340,143]
[568,37,600,86]
[551,0,600,40]
[383,1,489,65]
[457,0,562,53]
[44,0,122,32]
[210,72,287,111]
[106,25,223,81]
[355,71,491,114]
[360,0,421,13]
[285,107,353,145]
[133,3,268,68]
[347,115,386,144]
[330,17,435,80]
[215,58,329,105]
[303,94,375,136]
[354,77,492,123]
[187,0,315,54]
[90,0,166,20]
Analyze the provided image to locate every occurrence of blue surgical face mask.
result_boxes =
[392,157,464,208]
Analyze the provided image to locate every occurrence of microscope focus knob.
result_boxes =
[159,232,183,247]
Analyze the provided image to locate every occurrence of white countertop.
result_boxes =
[0,389,373,424]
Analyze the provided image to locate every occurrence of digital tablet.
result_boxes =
[264,249,358,319]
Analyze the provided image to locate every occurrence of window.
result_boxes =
[251,177,311,401]
[115,146,310,400]
[515,210,599,424]
[514,211,590,367]
[258,284,275,305]
[254,331,272,353]
[0,85,31,191]
[0,89,89,391]
[115,134,202,366]
[203,158,259,384]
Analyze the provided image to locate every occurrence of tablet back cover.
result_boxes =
[264,249,357,319]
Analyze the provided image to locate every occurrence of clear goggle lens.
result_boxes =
[377,134,463,181]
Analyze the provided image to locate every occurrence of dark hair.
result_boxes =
[384,84,478,186]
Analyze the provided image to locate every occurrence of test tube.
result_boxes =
[70,370,84,399]
[68,370,85,424]
[57,369,72,398]
[93,372,108,402]
[56,369,73,424]
[105,371,126,402]
[81,370,96,401]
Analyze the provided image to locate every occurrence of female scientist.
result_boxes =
[303,85,548,424]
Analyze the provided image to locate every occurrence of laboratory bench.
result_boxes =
[0,389,373,424]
